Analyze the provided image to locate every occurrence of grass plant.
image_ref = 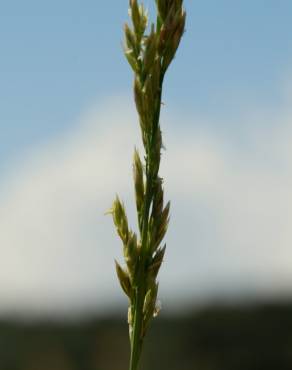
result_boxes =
[108,1,186,370]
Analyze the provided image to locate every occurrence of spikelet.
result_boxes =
[133,149,145,231]
[115,260,132,299]
[108,196,129,245]
[124,232,139,281]
[142,283,158,327]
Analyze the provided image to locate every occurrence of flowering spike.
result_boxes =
[109,1,186,370]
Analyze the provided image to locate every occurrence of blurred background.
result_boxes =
[1,0,292,369]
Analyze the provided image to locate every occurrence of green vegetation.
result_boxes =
[108,1,185,370]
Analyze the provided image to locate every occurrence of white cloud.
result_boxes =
[1,94,292,316]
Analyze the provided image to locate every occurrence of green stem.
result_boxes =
[129,75,164,370]
[129,177,152,370]
[129,272,145,370]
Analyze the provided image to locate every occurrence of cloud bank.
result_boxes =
[0,95,292,316]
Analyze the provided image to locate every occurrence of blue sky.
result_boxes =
[1,1,292,316]
[2,1,292,164]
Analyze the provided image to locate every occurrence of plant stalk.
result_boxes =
[129,161,154,370]
[110,2,186,370]
[129,73,164,370]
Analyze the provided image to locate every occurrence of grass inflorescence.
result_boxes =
[108,1,186,370]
